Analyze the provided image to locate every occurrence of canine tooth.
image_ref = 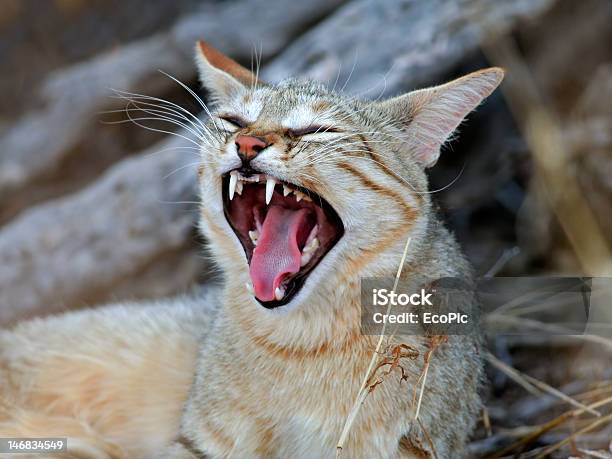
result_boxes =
[283,185,291,197]
[245,282,254,294]
[265,177,276,205]
[274,286,285,301]
[229,171,238,200]
[235,180,243,195]
[300,252,313,267]
[305,225,319,246]
[248,230,259,244]
[303,237,319,254]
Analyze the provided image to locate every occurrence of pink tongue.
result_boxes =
[250,206,311,302]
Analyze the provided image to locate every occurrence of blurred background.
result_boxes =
[1,0,611,457]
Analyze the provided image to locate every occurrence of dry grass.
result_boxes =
[470,31,612,459]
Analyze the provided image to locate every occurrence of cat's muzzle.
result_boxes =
[222,168,344,308]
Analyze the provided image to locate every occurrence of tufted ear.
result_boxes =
[194,40,263,104]
[377,67,504,168]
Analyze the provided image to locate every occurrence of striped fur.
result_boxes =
[0,41,502,458]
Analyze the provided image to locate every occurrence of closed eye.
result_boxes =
[217,115,248,129]
[287,126,340,137]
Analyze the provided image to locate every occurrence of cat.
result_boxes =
[0,40,503,458]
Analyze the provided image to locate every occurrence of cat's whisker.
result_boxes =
[318,148,466,196]
[110,98,217,148]
[111,90,221,148]
[111,97,207,135]
[118,103,208,143]
[122,111,205,144]
[110,113,202,148]
[110,88,209,135]
[339,48,359,93]
[352,60,396,101]
[141,145,202,159]
[330,61,343,93]
[157,71,225,142]
[253,42,262,95]
[162,161,203,180]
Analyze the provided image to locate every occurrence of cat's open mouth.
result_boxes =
[222,168,344,308]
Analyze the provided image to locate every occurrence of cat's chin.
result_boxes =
[222,167,344,309]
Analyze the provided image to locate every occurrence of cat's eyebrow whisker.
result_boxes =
[339,48,359,94]
[108,97,207,134]
[121,109,207,146]
[112,103,209,143]
[111,118,204,147]
[111,95,218,145]
[106,113,202,148]
[111,88,222,146]
[251,42,262,95]
[110,88,208,132]
[330,61,343,93]
[112,104,217,149]
[104,105,199,129]
[157,71,225,142]
[352,60,396,101]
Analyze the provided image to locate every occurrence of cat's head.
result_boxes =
[195,40,503,312]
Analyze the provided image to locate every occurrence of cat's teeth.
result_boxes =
[248,230,259,245]
[305,225,319,246]
[302,237,319,255]
[245,281,254,294]
[274,286,285,301]
[265,177,276,205]
[229,171,238,200]
[293,190,311,202]
[283,185,291,197]
[300,252,313,267]
[235,180,243,196]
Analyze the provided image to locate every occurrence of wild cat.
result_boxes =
[0,41,503,458]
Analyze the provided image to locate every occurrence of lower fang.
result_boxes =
[248,230,259,245]
[302,236,319,254]
[245,282,254,294]
[300,252,313,267]
[305,225,319,246]
[274,286,285,301]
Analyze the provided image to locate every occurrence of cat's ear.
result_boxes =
[194,40,262,104]
[377,67,504,168]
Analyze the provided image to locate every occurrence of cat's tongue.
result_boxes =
[250,206,312,302]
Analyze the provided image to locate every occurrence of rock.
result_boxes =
[0,0,575,323]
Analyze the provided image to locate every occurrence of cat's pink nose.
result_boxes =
[235,135,268,163]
